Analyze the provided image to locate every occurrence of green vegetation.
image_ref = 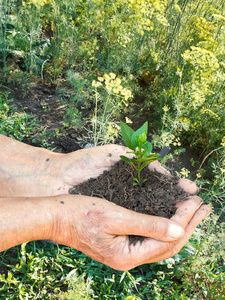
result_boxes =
[0,86,38,141]
[0,219,224,299]
[120,121,159,186]
[1,0,224,151]
[0,0,225,298]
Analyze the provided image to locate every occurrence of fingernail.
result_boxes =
[168,223,184,238]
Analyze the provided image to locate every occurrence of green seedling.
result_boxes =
[120,121,160,186]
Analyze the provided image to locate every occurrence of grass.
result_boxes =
[0,86,39,141]
[0,208,224,299]
[1,0,225,152]
[0,89,224,299]
[0,0,225,298]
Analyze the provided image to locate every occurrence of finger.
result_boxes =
[173,204,211,250]
[178,178,198,195]
[148,160,171,175]
[113,196,202,243]
[116,200,210,270]
[139,205,211,263]
[152,204,212,263]
[109,207,185,242]
[149,161,198,195]
[171,196,203,228]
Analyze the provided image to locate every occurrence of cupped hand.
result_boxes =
[51,193,211,271]
[50,145,131,195]
[3,142,198,197]
[51,144,198,196]
[0,136,211,269]
[48,145,210,270]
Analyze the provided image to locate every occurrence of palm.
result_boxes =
[52,194,208,271]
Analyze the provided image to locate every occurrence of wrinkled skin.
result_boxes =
[0,136,211,270]
[49,145,209,270]
[52,194,209,271]
[0,136,198,197]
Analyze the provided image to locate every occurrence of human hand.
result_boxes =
[0,135,198,197]
[48,144,199,196]
[0,136,211,269]
[49,148,210,270]
[51,193,211,271]
[0,137,143,197]
[0,136,133,197]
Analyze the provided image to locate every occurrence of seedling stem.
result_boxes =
[120,121,160,186]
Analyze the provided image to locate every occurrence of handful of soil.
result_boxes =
[69,159,189,244]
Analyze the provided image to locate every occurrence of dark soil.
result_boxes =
[0,82,83,153]
[70,159,189,245]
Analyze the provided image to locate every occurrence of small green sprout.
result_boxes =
[120,121,160,186]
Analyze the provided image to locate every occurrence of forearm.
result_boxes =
[0,134,61,197]
[0,135,128,197]
[0,196,57,251]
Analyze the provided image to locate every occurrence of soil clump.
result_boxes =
[70,159,189,245]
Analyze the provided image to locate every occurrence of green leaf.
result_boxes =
[142,141,152,158]
[131,121,148,147]
[133,178,139,186]
[138,154,160,163]
[120,155,132,163]
[120,121,135,150]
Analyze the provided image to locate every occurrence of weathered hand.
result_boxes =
[0,135,199,197]
[0,135,131,197]
[0,135,211,270]
[49,150,210,270]
[44,144,199,196]
[51,194,211,271]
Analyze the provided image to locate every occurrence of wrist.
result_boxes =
[0,134,62,197]
[49,195,79,247]
[0,196,57,251]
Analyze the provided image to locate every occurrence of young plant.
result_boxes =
[120,121,160,186]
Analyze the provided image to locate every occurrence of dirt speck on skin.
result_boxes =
[70,159,189,245]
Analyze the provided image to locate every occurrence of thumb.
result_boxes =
[111,209,184,242]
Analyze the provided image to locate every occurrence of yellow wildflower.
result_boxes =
[125,117,133,124]
[92,80,102,88]
[109,72,116,79]
[180,168,190,178]
[221,137,225,147]
[97,76,104,82]
[196,172,202,179]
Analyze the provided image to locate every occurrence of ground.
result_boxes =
[1,81,201,178]
[1,82,83,153]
